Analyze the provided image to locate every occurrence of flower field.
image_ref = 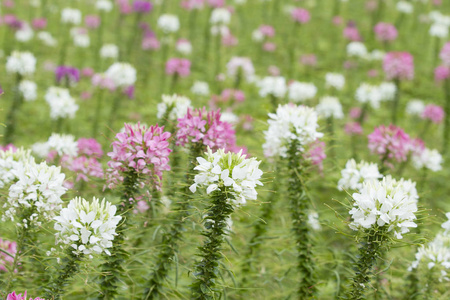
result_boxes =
[1,0,450,299]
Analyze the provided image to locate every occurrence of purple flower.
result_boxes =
[55,66,80,85]
[133,0,153,13]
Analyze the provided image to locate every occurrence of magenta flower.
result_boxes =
[343,23,361,41]
[6,291,43,300]
[383,52,414,81]
[166,58,191,77]
[435,65,450,82]
[92,73,116,91]
[421,104,445,124]
[368,125,412,166]
[0,144,17,152]
[440,42,450,66]
[85,15,101,29]
[305,140,326,171]
[345,122,363,135]
[142,36,160,50]
[123,85,135,99]
[259,25,275,37]
[31,18,47,30]
[55,66,80,84]
[181,0,205,10]
[0,238,17,272]
[81,67,95,78]
[291,8,310,24]
[107,123,172,190]
[118,0,133,14]
[176,108,237,152]
[3,15,23,29]
[374,22,398,42]
[207,0,224,8]
[133,0,153,13]
[78,138,103,158]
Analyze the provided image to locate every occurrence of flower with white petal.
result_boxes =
[157,14,180,34]
[442,213,450,234]
[37,32,57,47]
[308,211,322,231]
[355,83,382,109]
[379,82,396,101]
[347,42,368,58]
[6,51,36,76]
[96,0,113,11]
[189,148,263,206]
[316,96,344,119]
[61,8,82,25]
[19,80,37,101]
[406,99,425,116]
[45,87,79,120]
[288,81,317,103]
[396,1,413,14]
[157,94,192,121]
[338,159,382,191]
[412,148,443,172]
[325,73,345,90]
[105,62,137,87]
[226,57,255,82]
[0,148,35,189]
[257,76,287,98]
[54,197,121,257]
[191,81,210,96]
[46,133,79,157]
[210,8,231,25]
[100,44,119,59]
[15,23,34,42]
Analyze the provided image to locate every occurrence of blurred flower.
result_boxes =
[157,94,192,121]
[412,148,443,172]
[55,65,80,85]
[133,0,153,13]
[421,104,445,124]
[18,80,37,101]
[257,76,287,98]
[6,51,36,75]
[325,73,345,90]
[191,81,210,96]
[157,14,180,33]
[105,62,137,87]
[435,65,450,82]
[338,159,382,191]
[166,58,191,77]
[316,96,344,119]
[406,100,425,116]
[85,15,101,29]
[61,8,82,25]
[291,7,310,24]
[374,22,398,42]
[32,18,47,30]
[368,125,411,166]
[383,52,414,81]
[345,122,363,135]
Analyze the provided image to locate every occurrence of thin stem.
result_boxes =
[4,74,23,144]
[92,89,105,137]
[443,79,450,154]
[391,79,400,125]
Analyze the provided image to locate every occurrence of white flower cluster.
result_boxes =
[19,80,37,101]
[355,82,397,109]
[263,104,323,158]
[316,96,344,119]
[54,197,121,257]
[71,28,90,48]
[396,1,413,14]
[61,8,82,25]
[6,51,36,75]
[349,176,418,239]
[45,87,79,120]
[338,159,382,191]
[308,211,322,231]
[32,133,78,159]
[189,148,263,206]
[157,14,180,34]
[210,8,231,35]
[96,0,113,11]
[412,148,443,172]
[429,11,450,38]
[0,148,35,189]
[220,111,239,126]
[2,161,66,226]
[347,42,368,58]
[288,81,317,103]
[105,62,137,87]
[226,57,255,82]
[406,99,425,116]
[100,44,119,59]
[156,94,192,121]
[15,23,34,42]
[257,76,287,98]
[37,32,57,47]
[176,40,192,55]
[325,73,345,90]
[191,81,210,96]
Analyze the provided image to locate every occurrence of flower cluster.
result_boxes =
[55,65,80,85]
[6,51,36,76]
[368,125,412,166]
[421,104,445,124]
[44,87,79,120]
[383,52,414,81]
[263,104,323,158]
[0,148,35,189]
[257,76,287,98]
[19,80,37,101]
[349,176,418,239]
[316,96,344,119]
[2,161,66,226]
[291,7,310,24]
[156,94,192,121]
[288,81,317,103]
[54,197,121,257]
[355,82,396,109]
[176,107,237,152]
[105,62,137,87]
[165,58,191,77]
[6,291,43,300]
[374,22,398,42]
[0,238,17,272]
[189,148,263,205]
[226,57,255,82]
[106,123,172,190]
[338,159,382,191]
[325,72,346,90]
[157,14,180,33]
[406,99,425,116]
[412,148,443,172]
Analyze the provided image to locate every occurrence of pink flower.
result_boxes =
[207,0,224,8]
[181,0,205,10]
[349,107,362,120]
[107,123,172,190]
[81,68,95,78]
[85,15,100,29]
[259,25,275,37]
[263,42,276,52]
[343,24,361,41]
[345,122,363,135]
[367,69,378,77]
[300,54,317,67]
[134,200,150,214]
[332,16,343,26]
[117,0,133,14]
[142,36,160,50]
[0,238,17,272]
[435,65,450,82]
[63,156,104,182]
[440,42,450,66]
[421,104,445,124]
[92,73,116,91]
[374,22,398,42]
[368,125,412,166]
[81,91,92,100]
[383,52,414,81]
[305,140,326,171]
[291,8,310,24]
[6,291,43,300]
[166,58,191,77]
[410,138,425,156]
[78,138,103,158]
[31,18,47,30]
[222,33,238,47]
[176,108,237,152]
[0,144,17,152]
[268,65,280,76]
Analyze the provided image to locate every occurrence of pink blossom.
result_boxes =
[435,65,450,82]
[222,33,238,47]
[440,42,450,66]
[345,122,363,135]
[117,0,133,14]
[259,25,275,37]
[300,54,317,66]
[268,65,280,76]
[263,42,276,52]
[6,291,43,300]
[305,140,326,171]
[31,18,47,30]
[92,73,116,91]
[410,138,425,156]
[0,144,17,152]
[349,107,362,120]
[383,52,414,81]
[421,104,445,124]
[166,58,191,77]
[63,156,104,182]
[142,36,160,50]
[3,0,14,8]
[81,91,92,100]
[85,15,101,29]
[134,200,150,214]
[291,8,311,24]
[81,68,95,78]
[343,25,362,41]
[368,125,412,166]
[367,69,378,77]
[366,0,378,12]
[374,22,398,42]
[78,138,103,158]
[0,238,16,272]
[176,108,237,152]
[333,16,343,26]
[107,123,172,190]
[207,0,224,8]
[181,0,205,10]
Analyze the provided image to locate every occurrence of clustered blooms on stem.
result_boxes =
[412,148,443,172]
[257,76,287,98]
[316,96,344,119]
[165,58,191,77]
[349,176,418,239]
[54,197,121,257]
[44,87,79,120]
[176,107,238,152]
[263,104,324,158]
[338,159,382,191]
[106,123,172,190]
[421,104,445,124]
[0,238,17,272]
[105,62,137,88]
[189,148,263,205]
[0,148,34,189]
[374,22,398,42]
[288,81,317,103]
[156,94,192,121]
[291,7,310,24]
[2,161,67,226]
[6,291,43,300]
[383,52,414,81]
[6,51,36,75]
[55,65,80,85]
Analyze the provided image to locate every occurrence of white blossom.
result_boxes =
[191,81,210,96]
[71,28,90,48]
[61,8,82,25]
[226,57,255,82]
[257,76,287,98]
[347,42,368,58]
[396,1,413,14]
[338,159,382,191]
[308,211,322,231]
[0,148,35,189]
[45,87,79,120]
[19,80,37,101]
[157,94,192,121]
[288,81,317,103]
[157,14,180,34]
[96,0,113,11]
[412,148,443,172]
[316,96,344,119]
[210,8,231,25]
[406,99,425,116]
[105,62,137,87]
[325,73,345,90]
[46,133,79,157]
[355,83,382,109]
[15,23,34,42]
[37,31,57,47]
[100,44,119,59]
[6,51,36,76]
[379,82,397,101]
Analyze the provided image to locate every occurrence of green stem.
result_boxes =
[92,89,105,137]
[443,79,450,154]
[4,74,23,144]
[270,95,278,113]
[391,79,400,125]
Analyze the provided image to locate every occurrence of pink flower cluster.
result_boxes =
[6,292,43,300]
[176,108,237,152]
[343,22,362,41]
[92,73,116,91]
[210,89,245,109]
[0,144,17,152]
[440,42,450,66]
[434,65,450,82]
[0,238,17,272]
[291,8,310,24]
[305,140,326,171]
[181,0,205,10]
[345,122,363,135]
[107,123,172,190]
[421,104,445,124]
[383,52,414,81]
[374,22,398,42]
[166,58,191,77]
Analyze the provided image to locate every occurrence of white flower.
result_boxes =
[338,159,382,191]
[429,23,449,38]
[100,44,119,59]
[210,8,231,25]
[263,104,323,158]
[308,211,322,231]
[46,133,79,157]
[2,161,66,225]
[96,0,113,11]
[442,213,450,235]
[349,176,418,239]
[211,25,229,36]
[157,14,180,34]
[156,94,192,121]
[0,148,35,189]
[191,81,210,96]
[19,80,37,101]
[61,8,82,25]
[325,73,345,90]
[368,50,385,61]
[257,76,287,98]
[252,29,264,42]
[288,82,317,102]
[412,148,443,172]
[406,99,425,116]
[226,57,255,82]
[31,142,51,158]
[6,51,36,75]
[15,23,34,42]
[220,111,239,126]
[71,28,90,48]
[379,82,396,101]
[176,40,192,55]
[54,197,121,256]
[189,148,263,206]
[316,96,344,119]
[396,1,413,14]
[347,42,368,58]
[37,31,57,47]
[355,83,382,109]
[105,62,137,87]
[45,87,79,120]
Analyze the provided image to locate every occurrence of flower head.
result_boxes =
[288,81,317,103]
[165,58,191,77]
[440,42,450,66]
[55,65,80,85]
[0,238,17,272]
[368,125,411,166]
[316,96,344,119]
[383,52,414,81]
[157,94,192,121]
[421,104,445,124]
[257,76,287,98]
[338,159,382,191]
[133,0,153,13]
[374,22,398,42]
[291,7,310,24]
[412,148,443,172]
[6,291,43,300]
[6,51,36,75]
[0,148,34,189]
[105,62,137,87]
